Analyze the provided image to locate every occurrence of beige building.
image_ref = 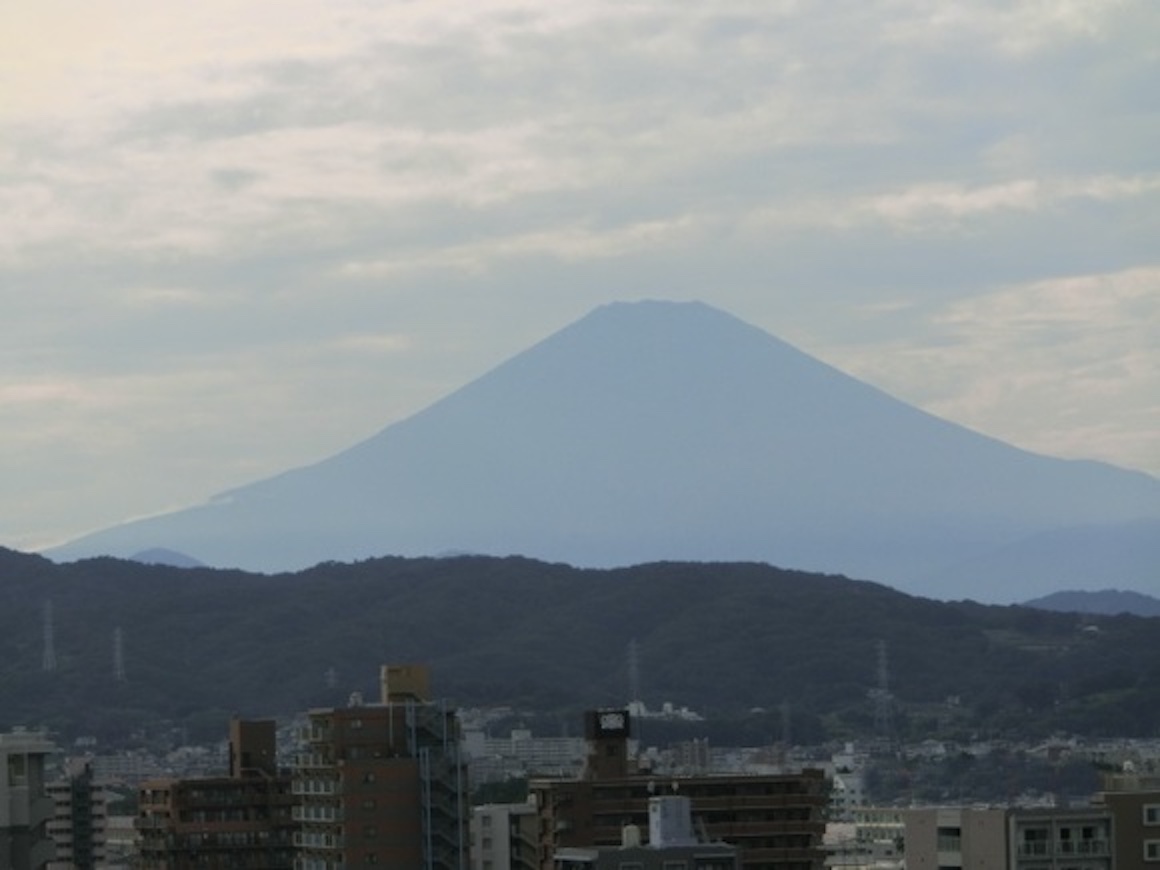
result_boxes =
[472,802,538,870]
[903,807,1007,870]
[902,805,1113,870]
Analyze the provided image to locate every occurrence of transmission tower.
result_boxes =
[113,627,127,682]
[869,639,894,746]
[42,600,57,672]
[627,639,642,706]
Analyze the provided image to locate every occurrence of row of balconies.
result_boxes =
[293,779,338,795]
[293,857,345,870]
[297,753,335,769]
[1016,839,1110,857]
[293,830,344,850]
[293,804,344,822]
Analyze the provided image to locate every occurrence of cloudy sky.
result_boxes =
[3,0,1157,553]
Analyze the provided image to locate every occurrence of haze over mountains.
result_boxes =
[47,301,1160,602]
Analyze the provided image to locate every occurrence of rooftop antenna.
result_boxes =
[42,600,57,672]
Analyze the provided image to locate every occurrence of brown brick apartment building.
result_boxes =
[293,664,467,870]
[137,718,296,869]
[529,710,827,870]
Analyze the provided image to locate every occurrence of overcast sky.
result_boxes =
[3,0,1158,553]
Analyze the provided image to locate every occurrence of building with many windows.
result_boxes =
[294,664,468,870]
[1092,771,1160,870]
[529,710,827,870]
[472,801,538,870]
[902,805,1113,870]
[136,718,296,869]
[47,762,110,870]
[0,727,57,870]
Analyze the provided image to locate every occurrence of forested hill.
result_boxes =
[3,547,1159,745]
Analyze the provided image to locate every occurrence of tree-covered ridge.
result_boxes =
[1,547,1158,745]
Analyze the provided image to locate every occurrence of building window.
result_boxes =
[1145,840,1160,862]
[1145,805,1160,826]
[937,826,962,852]
[7,755,27,785]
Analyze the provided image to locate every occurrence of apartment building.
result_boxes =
[0,727,57,870]
[529,710,827,870]
[136,718,296,869]
[472,802,538,870]
[902,805,1112,870]
[46,763,109,869]
[293,664,468,870]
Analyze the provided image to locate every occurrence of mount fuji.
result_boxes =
[46,301,1160,602]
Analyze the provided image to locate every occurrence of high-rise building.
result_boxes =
[529,710,827,870]
[294,664,468,870]
[0,727,58,870]
[46,763,109,870]
[137,719,296,869]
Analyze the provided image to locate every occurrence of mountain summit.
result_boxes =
[47,300,1160,601]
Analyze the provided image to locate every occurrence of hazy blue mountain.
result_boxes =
[1024,587,1160,617]
[46,300,1160,601]
[130,548,206,569]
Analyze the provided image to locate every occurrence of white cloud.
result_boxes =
[827,267,1160,475]
[1,0,1157,550]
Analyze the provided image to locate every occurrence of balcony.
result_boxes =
[1017,842,1049,858]
[293,831,345,850]
[293,805,344,823]
[293,779,337,796]
[296,753,334,769]
[1059,839,1109,856]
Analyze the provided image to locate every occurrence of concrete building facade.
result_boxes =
[46,763,109,870]
[471,802,538,870]
[902,805,1113,870]
[0,727,57,870]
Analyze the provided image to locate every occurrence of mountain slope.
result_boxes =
[46,300,1160,600]
[6,549,1160,743]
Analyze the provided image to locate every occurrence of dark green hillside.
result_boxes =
[2,547,1158,744]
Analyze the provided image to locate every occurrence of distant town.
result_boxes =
[5,662,1160,869]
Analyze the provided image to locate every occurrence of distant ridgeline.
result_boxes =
[3,546,1160,745]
